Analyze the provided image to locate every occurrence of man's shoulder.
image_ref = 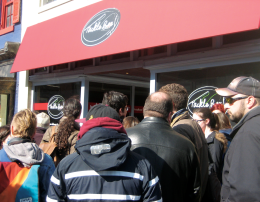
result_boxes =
[127,121,195,152]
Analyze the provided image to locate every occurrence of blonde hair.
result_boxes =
[12,109,37,139]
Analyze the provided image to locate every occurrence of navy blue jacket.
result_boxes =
[47,125,162,202]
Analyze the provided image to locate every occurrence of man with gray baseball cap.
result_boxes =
[215,76,260,202]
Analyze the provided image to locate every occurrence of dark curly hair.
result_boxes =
[0,125,10,148]
[159,83,188,111]
[54,98,82,152]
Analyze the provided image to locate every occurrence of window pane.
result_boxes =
[0,94,9,126]
[7,5,10,15]
[6,17,10,27]
[34,82,81,125]
[43,0,56,5]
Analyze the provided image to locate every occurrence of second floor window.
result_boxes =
[5,0,13,28]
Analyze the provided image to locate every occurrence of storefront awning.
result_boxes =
[10,0,260,73]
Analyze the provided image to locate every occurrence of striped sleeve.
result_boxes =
[47,164,65,202]
[141,158,162,202]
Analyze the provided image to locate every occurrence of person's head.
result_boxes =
[102,91,128,118]
[193,108,220,134]
[210,103,225,114]
[11,109,37,140]
[143,92,173,123]
[122,116,140,129]
[216,112,231,130]
[78,104,122,140]
[216,76,260,123]
[63,98,82,119]
[159,83,188,112]
[0,125,10,149]
[85,104,120,122]
[56,98,82,151]
[36,112,50,129]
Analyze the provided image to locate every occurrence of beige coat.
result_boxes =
[41,121,79,155]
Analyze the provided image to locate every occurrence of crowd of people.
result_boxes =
[0,76,260,202]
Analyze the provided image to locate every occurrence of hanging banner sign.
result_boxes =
[187,86,224,116]
[47,95,65,119]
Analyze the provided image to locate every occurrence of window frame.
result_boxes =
[4,0,14,28]
[0,0,19,35]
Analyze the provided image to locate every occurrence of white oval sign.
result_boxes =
[81,8,121,47]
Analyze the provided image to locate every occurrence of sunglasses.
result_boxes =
[224,96,248,104]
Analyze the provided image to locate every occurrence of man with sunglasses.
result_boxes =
[216,76,260,202]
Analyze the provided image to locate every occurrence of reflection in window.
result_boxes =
[0,94,8,126]
[42,0,56,5]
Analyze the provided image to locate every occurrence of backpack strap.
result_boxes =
[49,126,56,142]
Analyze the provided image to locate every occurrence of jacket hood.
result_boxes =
[4,140,44,167]
[75,118,131,171]
[78,117,126,140]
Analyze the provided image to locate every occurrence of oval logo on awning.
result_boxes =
[187,86,224,116]
[81,8,121,47]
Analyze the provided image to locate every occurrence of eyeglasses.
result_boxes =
[193,119,205,123]
[224,96,248,104]
[125,106,129,111]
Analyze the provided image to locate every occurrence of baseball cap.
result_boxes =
[215,76,260,98]
[76,104,120,123]
[36,112,50,129]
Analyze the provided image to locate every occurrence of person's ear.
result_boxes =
[119,108,123,115]
[246,96,257,109]
[167,111,173,124]
[205,118,210,125]
[11,125,14,136]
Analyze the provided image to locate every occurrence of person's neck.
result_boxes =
[205,127,212,139]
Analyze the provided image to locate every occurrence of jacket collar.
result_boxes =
[206,131,215,144]
[141,117,170,125]
[171,110,191,126]
[231,105,260,138]
[8,137,32,146]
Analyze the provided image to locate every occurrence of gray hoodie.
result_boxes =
[4,141,44,167]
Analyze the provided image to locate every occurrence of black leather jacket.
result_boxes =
[127,117,201,202]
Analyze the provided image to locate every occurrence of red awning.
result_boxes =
[11,0,260,73]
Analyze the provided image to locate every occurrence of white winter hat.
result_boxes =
[36,112,50,129]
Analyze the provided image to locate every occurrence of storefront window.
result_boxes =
[157,62,260,95]
[34,82,81,125]
[0,94,9,126]
[134,87,149,121]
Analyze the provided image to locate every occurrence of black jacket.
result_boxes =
[221,106,260,202]
[127,117,201,202]
[47,118,162,202]
[171,110,209,197]
[207,131,227,183]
